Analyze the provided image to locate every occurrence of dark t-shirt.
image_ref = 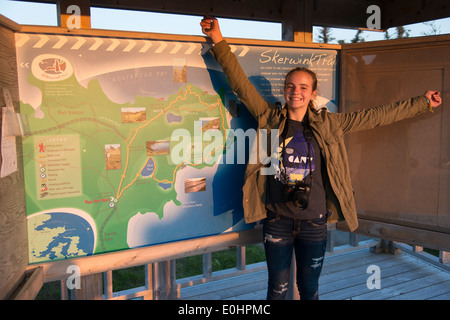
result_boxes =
[266,118,327,220]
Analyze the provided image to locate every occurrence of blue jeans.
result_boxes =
[263,212,327,300]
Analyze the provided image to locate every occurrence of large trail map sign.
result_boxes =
[15,33,338,263]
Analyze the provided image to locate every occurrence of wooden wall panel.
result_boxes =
[340,36,450,248]
[0,17,28,299]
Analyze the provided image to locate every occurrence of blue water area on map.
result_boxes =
[141,158,155,178]
[34,212,95,260]
[158,182,172,190]
[167,112,182,123]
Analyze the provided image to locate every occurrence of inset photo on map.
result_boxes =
[146,140,170,156]
[105,144,121,170]
[121,107,146,123]
[173,58,187,83]
[199,117,220,132]
[185,177,206,193]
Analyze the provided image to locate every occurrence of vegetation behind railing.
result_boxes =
[34,225,449,300]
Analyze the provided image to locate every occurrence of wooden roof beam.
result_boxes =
[282,0,313,42]
[92,0,283,22]
[381,0,450,29]
[27,0,450,34]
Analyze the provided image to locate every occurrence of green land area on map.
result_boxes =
[23,73,229,260]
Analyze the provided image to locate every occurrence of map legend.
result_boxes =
[34,134,81,200]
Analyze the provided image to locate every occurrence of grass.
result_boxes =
[36,244,266,299]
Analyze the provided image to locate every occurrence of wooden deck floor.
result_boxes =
[180,248,450,300]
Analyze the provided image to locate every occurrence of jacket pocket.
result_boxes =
[323,129,343,146]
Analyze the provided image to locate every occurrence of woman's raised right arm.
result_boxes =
[201,17,270,120]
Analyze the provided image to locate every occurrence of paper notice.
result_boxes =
[1,107,18,177]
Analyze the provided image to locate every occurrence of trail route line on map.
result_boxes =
[116,84,225,200]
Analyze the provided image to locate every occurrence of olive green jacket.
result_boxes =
[211,40,430,232]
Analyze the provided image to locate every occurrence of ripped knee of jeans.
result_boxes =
[273,282,289,295]
[310,256,324,269]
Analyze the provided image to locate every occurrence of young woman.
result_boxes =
[200,17,442,300]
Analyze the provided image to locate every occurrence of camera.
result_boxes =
[282,180,311,209]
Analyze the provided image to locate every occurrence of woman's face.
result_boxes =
[284,71,317,111]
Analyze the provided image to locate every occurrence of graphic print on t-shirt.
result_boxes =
[275,127,315,184]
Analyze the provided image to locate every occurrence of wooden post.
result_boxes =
[349,232,359,247]
[57,0,91,29]
[74,273,103,300]
[9,267,44,300]
[153,260,177,300]
[440,251,450,264]
[281,0,313,43]
[143,264,154,300]
[103,271,113,299]
[203,253,212,281]
[236,246,246,271]
[378,240,402,255]
[326,223,336,252]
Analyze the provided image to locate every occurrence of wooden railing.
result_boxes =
[24,222,449,300]
[30,228,262,299]
[28,225,377,299]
